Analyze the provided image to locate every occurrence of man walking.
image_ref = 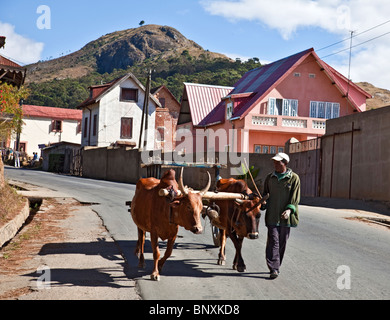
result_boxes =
[263,152,300,279]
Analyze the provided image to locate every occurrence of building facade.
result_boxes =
[78,73,161,150]
[10,105,82,156]
[177,48,371,154]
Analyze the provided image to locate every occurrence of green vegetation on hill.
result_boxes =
[25,55,262,108]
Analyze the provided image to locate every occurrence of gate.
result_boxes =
[287,138,321,197]
[70,148,82,176]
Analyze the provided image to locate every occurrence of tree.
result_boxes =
[139,20,145,26]
[0,83,30,142]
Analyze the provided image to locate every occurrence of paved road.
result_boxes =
[5,166,390,300]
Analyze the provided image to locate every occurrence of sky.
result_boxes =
[1,0,390,89]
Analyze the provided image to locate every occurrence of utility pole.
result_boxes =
[138,69,151,150]
[346,30,354,100]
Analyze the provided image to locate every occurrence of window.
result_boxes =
[310,101,340,119]
[309,73,316,78]
[93,114,98,136]
[76,121,82,134]
[51,120,62,132]
[294,72,301,77]
[120,117,133,139]
[159,97,166,108]
[83,117,88,138]
[121,88,138,102]
[254,145,261,153]
[156,127,165,142]
[226,102,233,120]
[318,102,325,118]
[268,98,298,116]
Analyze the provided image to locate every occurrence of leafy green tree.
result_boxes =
[0,83,30,142]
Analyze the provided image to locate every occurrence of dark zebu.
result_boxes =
[207,178,268,272]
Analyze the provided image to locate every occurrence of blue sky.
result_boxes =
[1,0,390,89]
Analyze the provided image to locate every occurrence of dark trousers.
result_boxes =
[266,225,291,272]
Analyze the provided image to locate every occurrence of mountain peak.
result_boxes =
[26,24,229,83]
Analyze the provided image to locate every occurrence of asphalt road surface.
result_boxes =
[5,166,390,300]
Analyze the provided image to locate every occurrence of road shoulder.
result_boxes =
[0,196,140,300]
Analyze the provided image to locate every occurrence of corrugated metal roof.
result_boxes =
[23,105,82,121]
[199,49,313,126]
[0,54,23,68]
[183,83,233,126]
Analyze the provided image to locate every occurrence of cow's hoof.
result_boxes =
[237,266,246,272]
[150,274,160,281]
[217,259,226,266]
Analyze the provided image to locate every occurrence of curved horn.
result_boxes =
[178,167,188,196]
[235,199,244,204]
[199,171,211,196]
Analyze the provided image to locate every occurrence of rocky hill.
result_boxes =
[25,25,230,84]
[356,82,390,109]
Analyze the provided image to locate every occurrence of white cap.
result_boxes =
[271,152,290,163]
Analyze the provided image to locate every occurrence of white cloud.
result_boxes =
[201,0,390,88]
[0,21,44,65]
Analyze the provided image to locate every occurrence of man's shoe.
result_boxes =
[270,270,279,279]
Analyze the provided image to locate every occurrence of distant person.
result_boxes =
[31,152,38,166]
[14,150,20,168]
[263,152,300,279]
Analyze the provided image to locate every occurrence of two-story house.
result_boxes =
[78,73,161,150]
[9,104,82,156]
[177,48,371,154]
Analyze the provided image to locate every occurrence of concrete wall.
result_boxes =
[81,147,275,194]
[82,146,140,183]
[320,106,390,201]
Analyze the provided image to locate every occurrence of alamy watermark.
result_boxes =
[336,265,351,290]
[336,5,352,31]
[36,265,51,290]
[139,122,251,176]
[36,5,51,30]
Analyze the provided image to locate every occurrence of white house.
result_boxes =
[10,105,82,156]
[78,73,161,150]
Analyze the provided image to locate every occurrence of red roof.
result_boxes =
[77,77,122,108]
[23,105,82,121]
[0,55,23,69]
[183,83,234,126]
[199,48,371,126]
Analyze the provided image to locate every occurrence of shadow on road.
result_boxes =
[22,238,135,289]
[118,239,271,281]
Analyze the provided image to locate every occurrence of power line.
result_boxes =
[320,30,390,59]
[316,18,390,52]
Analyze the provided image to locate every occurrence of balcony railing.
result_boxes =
[251,115,326,131]
[252,116,277,126]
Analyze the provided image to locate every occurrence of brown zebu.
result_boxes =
[208,178,268,272]
[130,168,210,280]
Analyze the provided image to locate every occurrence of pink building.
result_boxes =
[177,48,371,154]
